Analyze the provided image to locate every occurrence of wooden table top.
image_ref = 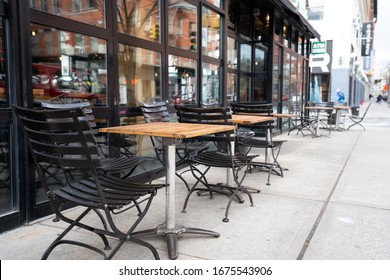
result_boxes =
[231,114,275,125]
[334,105,351,110]
[99,122,236,139]
[305,106,334,111]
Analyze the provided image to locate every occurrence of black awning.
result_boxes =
[277,0,321,39]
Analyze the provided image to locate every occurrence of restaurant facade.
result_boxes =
[0,0,319,233]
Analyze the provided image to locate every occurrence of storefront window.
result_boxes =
[239,1,251,38]
[227,37,237,69]
[202,7,221,59]
[31,24,108,107]
[0,123,12,215]
[240,43,251,72]
[227,0,237,30]
[254,44,266,73]
[168,54,196,105]
[253,8,270,44]
[117,0,161,43]
[119,44,161,106]
[239,75,251,103]
[30,0,106,28]
[202,62,220,104]
[0,19,7,108]
[205,0,221,8]
[168,0,197,52]
[227,73,237,102]
[254,77,266,102]
[283,22,290,48]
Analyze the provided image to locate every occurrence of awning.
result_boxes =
[276,0,321,39]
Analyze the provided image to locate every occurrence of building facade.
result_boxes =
[304,0,377,105]
[0,0,319,233]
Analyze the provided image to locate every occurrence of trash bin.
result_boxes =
[351,106,360,116]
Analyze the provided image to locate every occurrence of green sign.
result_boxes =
[312,41,326,54]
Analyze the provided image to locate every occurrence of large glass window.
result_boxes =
[240,43,252,72]
[168,0,197,52]
[202,7,221,59]
[254,44,267,73]
[239,1,251,38]
[227,37,238,69]
[205,0,221,8]
[117,0,161,43]
[202,62,220,104]
[30,0,106,28]
[119,44,161,106]
[227,73,237,102]
[227,0,237,31]
[0,19,7,108]
[0,123,12,215]
[239,75,251,103]
[31,24,108,107]
[168,55,196,105]
[307,0,324,21]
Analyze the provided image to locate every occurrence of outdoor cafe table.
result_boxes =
[99,121,235,260]
[305,106,334,137]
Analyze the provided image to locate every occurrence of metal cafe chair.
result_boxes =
[231,103,287,186]
[287,100,315,136]
[139,100,208,191]
[41,101,144,179]
[175,105,257,223]
[13,105,165,260]
[347,102,372,131]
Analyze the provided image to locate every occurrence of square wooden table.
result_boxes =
[100,122,235,259]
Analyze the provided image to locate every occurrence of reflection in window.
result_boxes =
[254,44,266,73]
[228,0,237,30]
[240,44,251,72]
[227,37,238,69]
[239,76,251,103]
[254,77,266,102]
[0,19,8,108]
[202,7,221,58]
[0,123,12,215]
[168,55,196,105]
[202,63,219,104]
[119,44,161,106]
[117,0,161,43]
[31,24,108,106]
[205,0,221,8]
[239,1,251,38]
[168,0,197,52]
[30,0,106,28]
[227,73,237,102]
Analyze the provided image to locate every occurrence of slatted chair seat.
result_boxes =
[13,105,165,260]
[176,105,258,223]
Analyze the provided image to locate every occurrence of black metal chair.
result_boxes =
[139,100,207,191]
[176,105,257,223]
[347,103,372,131]
[231,103,287,186]
[41,101,144,179]
[287,100,315,136]
[13,105,165,260]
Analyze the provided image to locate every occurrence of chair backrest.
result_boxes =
[13,106,102,193]
[139,101,170,123]
[230,103,274,137]
[41,101,97,129]
[360,103,372,119]
[287,100,302,114]
[175,106,234,146]
[231,103,273,116]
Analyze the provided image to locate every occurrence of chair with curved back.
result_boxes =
[13,105,165,259]
[230,103,287,186]
[347,103,372,131]
[41,101,144,179]
[139,100,207,191]
[176,105,257,223]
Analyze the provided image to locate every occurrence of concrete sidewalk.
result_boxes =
[1,101,390,260]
